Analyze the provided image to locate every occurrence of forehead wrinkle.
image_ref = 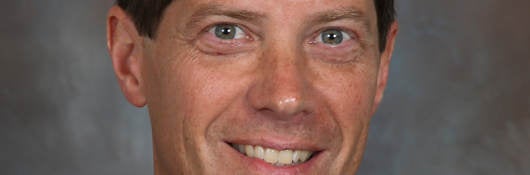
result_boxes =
[185,3,266,29]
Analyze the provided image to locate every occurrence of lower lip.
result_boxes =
[227,143,322,174]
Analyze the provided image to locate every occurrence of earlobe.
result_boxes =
[107,6,146,107]
[372,22,399,114]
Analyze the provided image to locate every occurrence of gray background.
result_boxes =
[1,0,529,175]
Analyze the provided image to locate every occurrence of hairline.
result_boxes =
[117,0,395,52]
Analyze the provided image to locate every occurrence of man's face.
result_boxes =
[109,0,396,174]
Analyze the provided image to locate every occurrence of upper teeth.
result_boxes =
[232,144,314,166]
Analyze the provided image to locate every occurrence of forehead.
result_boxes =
[167,0,377,24]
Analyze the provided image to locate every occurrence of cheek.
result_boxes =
[178,67,242,126]
[314,64,379,129]
[145,48,255,172]
[159,53,257,145]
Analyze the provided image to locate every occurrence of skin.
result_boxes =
[107,0,397,174]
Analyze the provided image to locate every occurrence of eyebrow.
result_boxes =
[185,4,371,34]
[314,8,363,22]
[186,4,266,29]
[310,7,371,30]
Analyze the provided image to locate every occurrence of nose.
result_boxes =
[247,45,311,120]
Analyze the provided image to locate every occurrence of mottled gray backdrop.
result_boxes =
[1,0,529,175]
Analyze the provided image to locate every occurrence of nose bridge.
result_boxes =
[249,39,309,117]
[268,47,304,102]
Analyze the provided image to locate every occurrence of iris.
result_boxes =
[214,24,237,40]
[321,29,344,45]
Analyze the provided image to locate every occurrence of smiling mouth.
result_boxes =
[229,143,317,166]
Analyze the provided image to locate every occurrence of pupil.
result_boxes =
[328,34,337,40]
[222,27,231,35]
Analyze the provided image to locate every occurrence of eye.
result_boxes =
[210,24,246,40]
[196,23,257,55]
[317,29,352,45]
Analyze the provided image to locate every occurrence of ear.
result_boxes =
[372,21,398,114]
[107,6,146,107]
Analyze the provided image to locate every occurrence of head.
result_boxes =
[107,0,397,174]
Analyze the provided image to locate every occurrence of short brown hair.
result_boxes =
[117,0,395,52]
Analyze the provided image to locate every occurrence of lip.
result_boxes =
[226,136,324,152]
[223,138,326,174]
[224,142,323,174]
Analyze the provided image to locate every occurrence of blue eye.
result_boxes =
[318,29,351,45]
[211,24,246,40]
